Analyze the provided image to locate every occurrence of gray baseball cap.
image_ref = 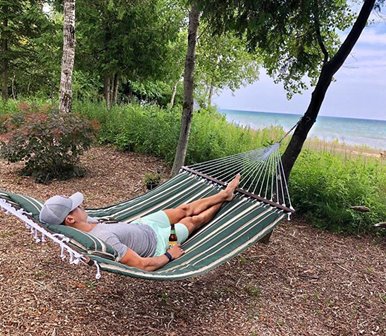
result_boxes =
[39,192,84,225]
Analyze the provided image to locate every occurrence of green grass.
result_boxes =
[290,150,385,234]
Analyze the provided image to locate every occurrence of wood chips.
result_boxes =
[0,146,385,336]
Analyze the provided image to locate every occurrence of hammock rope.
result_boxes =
[183,143,294,214]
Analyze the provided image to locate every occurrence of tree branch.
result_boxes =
[313,0,329,64]
[327,0,376,73]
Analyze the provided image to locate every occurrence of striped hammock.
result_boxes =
[0,143,294,280]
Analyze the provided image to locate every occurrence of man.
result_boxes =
[39,174,240,271]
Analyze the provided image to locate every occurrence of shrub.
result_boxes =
[0,110,98,183]
[143,172,161,190]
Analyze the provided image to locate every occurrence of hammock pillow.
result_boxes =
[47,224,118,260]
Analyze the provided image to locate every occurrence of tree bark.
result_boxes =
[112,73,119,105]
[281,0,376,180]
[11,74,16,99]
[1,42,8,101]
[169,79,179,109]
[104,74,111,109]
[59,0,76,114]
[171,6,200,176]
[207,83,214,107]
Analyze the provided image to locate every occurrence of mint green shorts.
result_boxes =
[136,211,189,256]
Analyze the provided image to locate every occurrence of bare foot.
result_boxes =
[224,173,241,200]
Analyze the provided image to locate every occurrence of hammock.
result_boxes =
[0,143,294,280]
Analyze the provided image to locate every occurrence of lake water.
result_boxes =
[219,109,386,151]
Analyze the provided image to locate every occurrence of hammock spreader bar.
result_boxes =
[181,166,294,214]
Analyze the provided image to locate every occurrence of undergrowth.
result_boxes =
[1,99,385,234]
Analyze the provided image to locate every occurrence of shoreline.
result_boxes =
[220,109,386,152]
[303,137,385,159]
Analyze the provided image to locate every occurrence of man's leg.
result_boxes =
[164,174,240,224]
[178,202,223,234]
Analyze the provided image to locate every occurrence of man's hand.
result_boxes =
[167,244,185,260]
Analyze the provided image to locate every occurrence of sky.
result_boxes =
[213,7,386,121]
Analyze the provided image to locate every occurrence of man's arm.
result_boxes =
[119,244,184,271]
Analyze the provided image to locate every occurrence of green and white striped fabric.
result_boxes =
[0,144,293,280]
[0,171,288,280]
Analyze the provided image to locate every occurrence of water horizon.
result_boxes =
[219,108,386,151]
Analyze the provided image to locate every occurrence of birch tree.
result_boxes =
[59,0,76,114]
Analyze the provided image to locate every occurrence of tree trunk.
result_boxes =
[112,73,119,105]
[1,45,8,101]
[104,74,111,109]
[169,79,179,109]
[207,83,214,107]
[171,6,200,176]
[11,74,16,99]
[59,0,76,114]
[1,15,8,101]
[281,0,376,180]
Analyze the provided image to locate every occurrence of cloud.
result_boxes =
[357,28,386,45]
[337,23,386,85]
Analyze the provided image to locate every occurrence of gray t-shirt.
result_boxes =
[89,222,157,259]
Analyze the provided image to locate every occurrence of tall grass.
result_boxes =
[2,99,385,234]
[290,150,385,234]
[74,101,283,165]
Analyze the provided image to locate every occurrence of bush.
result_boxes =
[0,109,98,183]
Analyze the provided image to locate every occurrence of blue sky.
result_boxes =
[213,8,386,121]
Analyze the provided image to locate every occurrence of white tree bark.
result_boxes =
[169,80,179,109]
[59,0,76,114]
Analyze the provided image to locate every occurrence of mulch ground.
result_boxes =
[0,146,385,336]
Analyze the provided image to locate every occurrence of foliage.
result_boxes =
[0,98,55,117]
[195,27,261,106]
[126,80,183,107]
[72,70,102,101]
[0,1,54,99]
[0,106,98,183]
[77,101,182,163]
[196,0,354,97]
[74,0,186,102]
[75,101,283,165]
[144,172,161,190]
[290,150,386,234]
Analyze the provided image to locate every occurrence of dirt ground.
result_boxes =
[0,146,385,336]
